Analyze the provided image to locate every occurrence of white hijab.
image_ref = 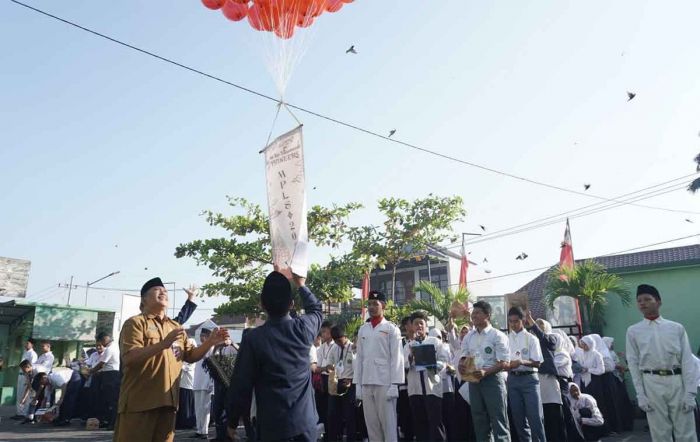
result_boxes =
[590,334,614,372]
[579,335,603,386]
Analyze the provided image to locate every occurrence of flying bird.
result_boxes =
[114,244,118,248]
[346,45,357,54]
[584,184,591,191]
[627,91,636,101]
[685,219,694,223]
[144,267,148,270]
[483,257,488,263]
[516,252,529,260]
[388,129,396,138]
[313,186,317,190]
[484,269,492,274]
[479,225,486,232]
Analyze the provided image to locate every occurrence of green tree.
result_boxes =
[407,281,471,328]
[350,194,466,302]
[544,260,631,335]
[175,196,362,318]
[688,153,700,193]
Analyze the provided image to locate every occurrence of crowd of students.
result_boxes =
[307,285,699,442]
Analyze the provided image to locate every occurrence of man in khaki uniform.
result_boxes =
[114,277,228,442]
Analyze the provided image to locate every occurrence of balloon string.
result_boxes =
[282,102,303,127]
[262,102,283,151]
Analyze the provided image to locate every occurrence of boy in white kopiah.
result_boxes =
[353,290,404,442]
[625,284,698,442]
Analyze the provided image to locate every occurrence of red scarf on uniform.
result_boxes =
[371,316,383,328]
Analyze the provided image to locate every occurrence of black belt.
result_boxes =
[642,368,682,376]
[510,371,536,376]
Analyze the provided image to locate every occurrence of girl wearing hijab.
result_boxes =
[601,336,634,432]
[578,335,609,436]
[568,383,606,441]
[589,334,625,433]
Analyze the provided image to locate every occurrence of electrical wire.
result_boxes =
[7,0,700,216]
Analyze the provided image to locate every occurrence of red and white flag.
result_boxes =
[558,218,582,335]
[360,272,370,321]
[459,243,468,289]
[559,218,574,272]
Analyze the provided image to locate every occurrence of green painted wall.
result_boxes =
[601,264,700,397]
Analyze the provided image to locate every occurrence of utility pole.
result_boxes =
[67,276,74,305]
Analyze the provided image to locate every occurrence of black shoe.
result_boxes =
[20,418,35,425]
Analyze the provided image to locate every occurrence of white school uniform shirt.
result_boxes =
[98,343,120,372]
[440,342,456,394]
[461,324,510,370]
[48,368,74,389]
[353,318,405,387]
[570,393,604,427]
[319,341,334,369]
[85,352,101,368]
[21,348,38,367]
[404,336,449,397]
[508,328,543,372]
[192,346,214,392]
[327,340,355,380]
[625,316,699,397]
[34,351,55,374]
[309,345,318,365]
[180,361,195,390]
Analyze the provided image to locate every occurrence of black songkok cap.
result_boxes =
[636,284,661,300]
[368,290,387,303]
[262,271,292,298]
[141,277,165,297]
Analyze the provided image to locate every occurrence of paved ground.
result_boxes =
[0,405,650,441]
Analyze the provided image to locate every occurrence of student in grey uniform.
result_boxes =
[626,284,698,442]
[459,300,511,442]
[353,290,404,442]
[506,307,546,442]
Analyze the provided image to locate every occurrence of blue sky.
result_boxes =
[1,0,699,325]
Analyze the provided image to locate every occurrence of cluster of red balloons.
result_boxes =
[201,0,353,39]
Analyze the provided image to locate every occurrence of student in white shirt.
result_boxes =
[405,312,449,441]
[568,383,606,441]
[317,320,334,436]
[14,338,38,418]
[326,325,356,442]
[193,328,214,439]
[459,300,510,442]
[626,284,698,442]
[506,307,546,442]
[353,290,405,442]
[15,360,34,420]
[176,338,197,430]
[89,331,120,430]
[34,341,55,375]
[30,368,83,426]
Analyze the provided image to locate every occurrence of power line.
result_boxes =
[464,233,699,285]
[8,0,699,216]
[431,176,694,252]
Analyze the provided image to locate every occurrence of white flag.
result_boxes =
[263,126,309,278]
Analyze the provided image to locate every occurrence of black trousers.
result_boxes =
[442,391,456,442]
[212,380,228,440]
[409,394,446,442]
[397,388,414,441]
[57,370,84,423]
[453,381,476,442]
[97,370,120,427]
[327,384,357,441]
[543,403,567,442]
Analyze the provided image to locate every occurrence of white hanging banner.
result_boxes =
[263,125,308,278]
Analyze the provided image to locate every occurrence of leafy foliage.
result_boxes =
[544,260,631,334]
[689,153,700,193]
[407,281,471,329]
[349,194,466,300]
[175,196,362,317]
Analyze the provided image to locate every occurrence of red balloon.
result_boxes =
[274,13,295,39]
[247,4,265,31]
[296,12,314,28]
[325,0,342,13]
[231,0,249,3]
[342,0,353,3]
[202,0,226,10]
[222,0,249,21]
